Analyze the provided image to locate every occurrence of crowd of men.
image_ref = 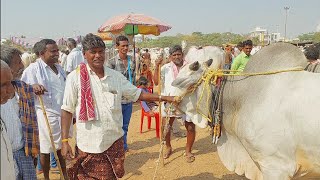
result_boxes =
[0,34,176,180]
[1,34,319,179]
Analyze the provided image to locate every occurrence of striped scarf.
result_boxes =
[78,63,95,122]
[12,80,39,157]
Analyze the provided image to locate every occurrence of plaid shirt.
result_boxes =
[106,54,137,104]
[12,80,39,157]
[106,54,136,85]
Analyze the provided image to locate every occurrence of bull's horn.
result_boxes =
[206,59,213,67]
[189,61,200,71]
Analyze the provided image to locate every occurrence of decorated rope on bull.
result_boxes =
[170,43,320,180]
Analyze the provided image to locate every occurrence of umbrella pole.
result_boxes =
[133,25,136,71]
[38,95,65,180]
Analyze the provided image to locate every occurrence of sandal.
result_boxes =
[36,169,43,175]
[183,152,195,163]
[164,148,172,159]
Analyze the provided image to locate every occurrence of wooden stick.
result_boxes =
[38,96,65,180]
[158,63,165,167]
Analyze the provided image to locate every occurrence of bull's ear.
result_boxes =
[205,59,213,67]
[189,61,200,71]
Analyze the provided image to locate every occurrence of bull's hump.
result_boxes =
[245,43,307,73]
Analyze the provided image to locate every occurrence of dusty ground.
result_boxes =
[38,102,247,180]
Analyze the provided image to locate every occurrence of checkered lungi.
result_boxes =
[13,148,37,180]
[67,137,125,180]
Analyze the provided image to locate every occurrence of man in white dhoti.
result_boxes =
[21,39,69,179]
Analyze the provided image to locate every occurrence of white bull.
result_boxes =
[172,43,320,180]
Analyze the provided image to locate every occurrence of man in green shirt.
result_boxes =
[231,40,253,74]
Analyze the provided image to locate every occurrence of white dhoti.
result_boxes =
[161,102,191,123]
[36,109,73,154]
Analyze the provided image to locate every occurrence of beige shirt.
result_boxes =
[61,64,141,153]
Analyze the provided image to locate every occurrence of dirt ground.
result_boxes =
[38,102,247,180]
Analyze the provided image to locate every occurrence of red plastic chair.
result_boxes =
[139,87,160,138]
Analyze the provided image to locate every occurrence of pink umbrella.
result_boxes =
[98,13,172,63]
[98,13,172,36]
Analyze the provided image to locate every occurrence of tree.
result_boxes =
[191,32,203,36]
[298,32,317,42]
[313,32,320,42]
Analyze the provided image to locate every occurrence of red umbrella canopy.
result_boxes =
[98,13,171,36]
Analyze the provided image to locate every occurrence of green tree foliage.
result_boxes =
[298,32,320,42]
[138,32,250,48]
[313,32,320,42]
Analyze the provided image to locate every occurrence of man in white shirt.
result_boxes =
[59,49,69,72]
[154,45,196,163]
[65,38,84,75]
[0,60,16,180]
[61,33,176,179]
[21,39,68,179]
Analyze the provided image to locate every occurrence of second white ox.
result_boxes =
[172,43,320,180]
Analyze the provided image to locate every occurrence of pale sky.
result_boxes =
[1,0,319,39]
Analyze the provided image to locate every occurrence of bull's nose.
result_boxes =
[206,59,213,67]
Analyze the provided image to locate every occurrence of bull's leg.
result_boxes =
[217,131,263,180]
[261,170,291,180]
[259,157,296,180]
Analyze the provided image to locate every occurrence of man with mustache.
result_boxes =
[61,33,176,179]
[21,39,68,179]
[0,46,47,179]
[1,60,16,180]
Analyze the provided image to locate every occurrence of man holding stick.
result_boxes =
[21,39,68,179]
[61,33,176,179]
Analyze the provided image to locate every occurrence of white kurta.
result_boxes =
[66,48,85,73]
[62,65,141,153]
[21,60,71,153]
[36,67,67,153]
[160,62,190,122]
